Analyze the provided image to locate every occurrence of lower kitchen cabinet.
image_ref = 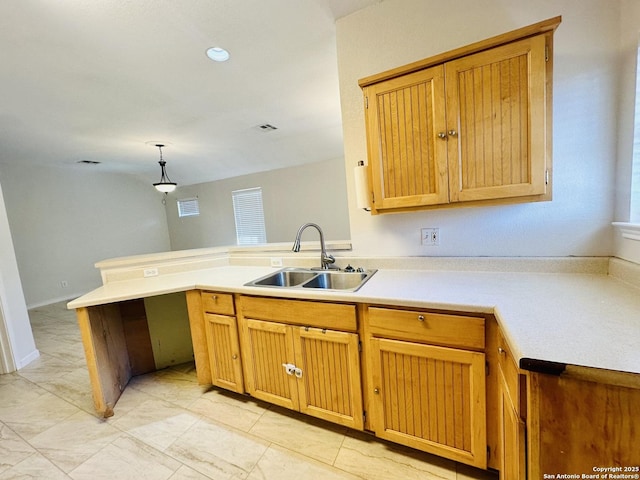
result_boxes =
[499,376,526,479]
[204,313,244,393]
[497,332,526,479]
[527,370,640,476]
[364,306,487,469]
[241,318,299,409]
[199,291,244,394]
[238,296,364,430]
[293,326,363,428]
[369,338,487,468]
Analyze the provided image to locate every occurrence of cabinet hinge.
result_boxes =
[486,361,490,376]
[358,341,362,352]
[363,410,367,422]
[487,445,491,461]
[365,96,369,109]
[545,45,549,62]
[545,169,550,185]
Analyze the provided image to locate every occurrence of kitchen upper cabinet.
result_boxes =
[363,65,449,210]
[238,296,364,430]
[445,35,548,203]
[360,16,560,214]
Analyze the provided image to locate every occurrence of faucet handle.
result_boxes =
[322,254,336,267]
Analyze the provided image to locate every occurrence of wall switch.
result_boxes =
[143,268,159,277]
[60,280,69,288]
[270,257,283,267]
[421,228,440,246]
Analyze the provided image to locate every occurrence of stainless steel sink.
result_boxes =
[302,271,369,290]
[252,269,317,287]
[245,267,376,292]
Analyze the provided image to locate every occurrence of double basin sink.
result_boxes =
[245,267,377,292]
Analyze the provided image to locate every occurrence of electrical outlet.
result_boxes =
[421,228,440,246]
[270,257,283,267]
[143,268,159,277]
[60,280,69,288]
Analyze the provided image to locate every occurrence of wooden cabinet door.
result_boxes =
[293,327,364,430]
[498,367,526,479]
[204,313,244,394]
[445,35,548,203]
[369,338,487,468]
[363,65,450,212]
[241,319,299,410]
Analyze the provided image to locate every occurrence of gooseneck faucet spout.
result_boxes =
[292,223,336,270]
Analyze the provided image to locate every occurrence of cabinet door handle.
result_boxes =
[448,129,458,137]
[282,363,296,375]
[374,388,380,394]
[232,354,238,360]
[417,315,425,322]
[437,132,447,139]
[498,347,505,355]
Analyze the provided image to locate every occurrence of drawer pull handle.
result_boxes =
[417,315,425,322]
[211,295,217,301]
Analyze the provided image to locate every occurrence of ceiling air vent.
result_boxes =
[77,160,101,165]
[257,123,278,131]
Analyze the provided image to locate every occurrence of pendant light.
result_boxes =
[153,144,177,193]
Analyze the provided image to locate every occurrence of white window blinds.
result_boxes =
[232,187,267,245]
[177,198,200,218]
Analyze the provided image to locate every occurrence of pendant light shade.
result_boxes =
[152,144,177,193]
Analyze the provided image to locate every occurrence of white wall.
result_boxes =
[165,158,350,250]
[0,180,37,371]
[337,0,620,257]
[0,163,171,307]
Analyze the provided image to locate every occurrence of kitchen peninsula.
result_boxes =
[68,247,640,477]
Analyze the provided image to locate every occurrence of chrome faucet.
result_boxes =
[292,223,337,270]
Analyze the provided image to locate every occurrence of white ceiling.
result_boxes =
[0,0,381,187]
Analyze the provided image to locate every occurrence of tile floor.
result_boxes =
[0,301,499,479]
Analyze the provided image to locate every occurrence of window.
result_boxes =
[232,187,267,245]
[177,198,200,218]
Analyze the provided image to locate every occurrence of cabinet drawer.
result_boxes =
[239,296,357,331]
[367,307,484,350]
[497,331,520,407]
[201,291,235,315]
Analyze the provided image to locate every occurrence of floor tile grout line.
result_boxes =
[10,301,495,480]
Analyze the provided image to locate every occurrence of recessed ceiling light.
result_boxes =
[206,47,230,62]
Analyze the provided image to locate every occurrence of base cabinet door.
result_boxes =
[499,368,526,479]
[204,313,244,394]
[293,327,364,429]
[369,338,487,468]
[241,319,299,410]
[240,318,364,429]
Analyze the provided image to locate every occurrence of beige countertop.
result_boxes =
[68,264,640,376]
